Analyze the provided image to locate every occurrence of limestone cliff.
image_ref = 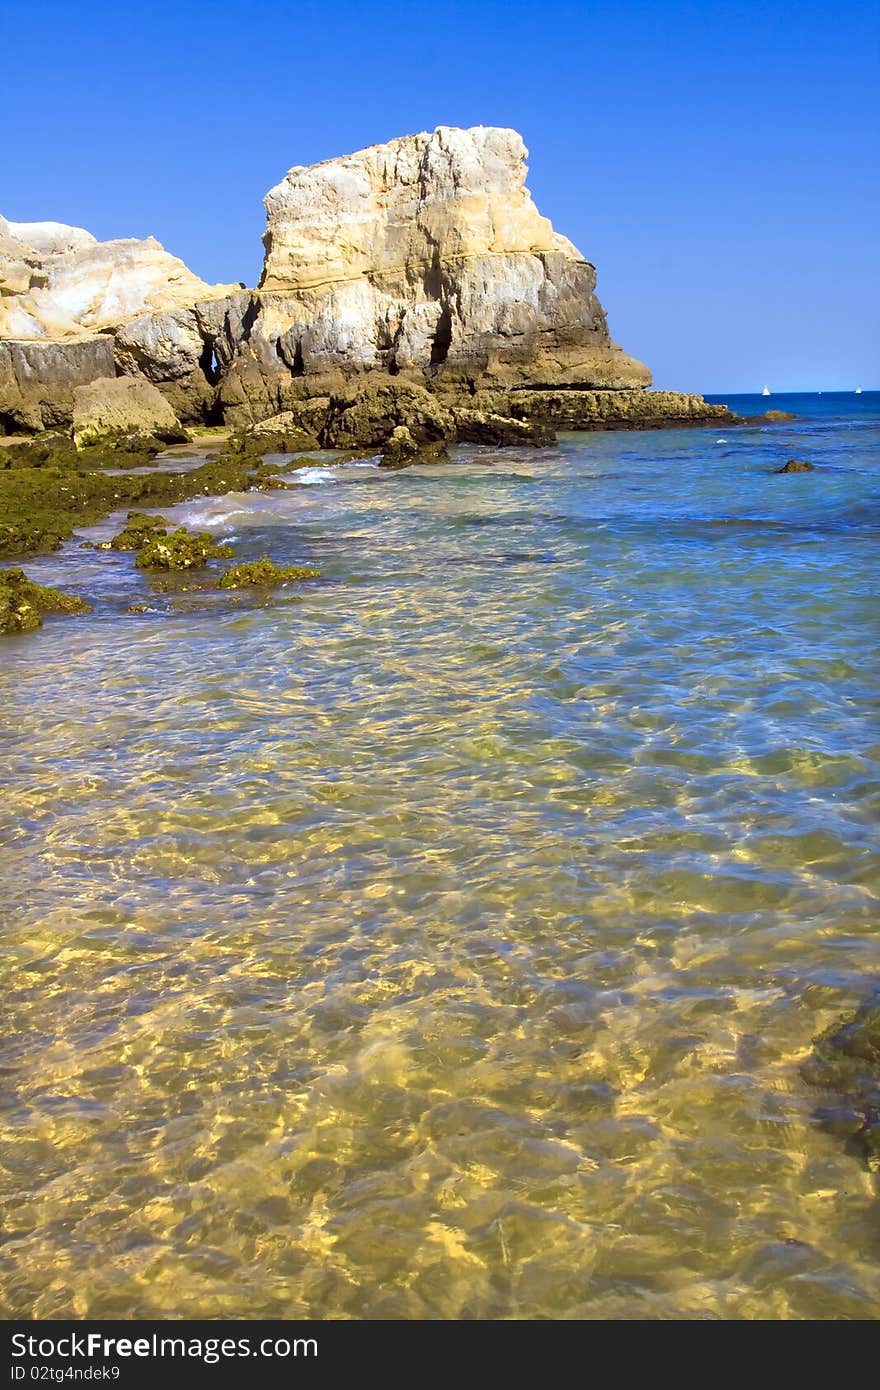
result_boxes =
[0,216,237,429]
[0,127,734,441]
[232,125,649,390]
[0,215,236,344]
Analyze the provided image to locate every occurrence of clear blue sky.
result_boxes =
[2,0,877,391]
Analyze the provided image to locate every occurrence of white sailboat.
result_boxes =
[762,385,771,396]
[855,385,862,394]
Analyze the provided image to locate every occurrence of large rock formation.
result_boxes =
[213,126,651,416]
[0,216,237,430]
[1,126,733,441]
[254,126,648,387]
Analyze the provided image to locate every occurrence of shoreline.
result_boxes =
[0,381,745,567]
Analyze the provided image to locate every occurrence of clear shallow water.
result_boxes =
[1,393,879,1319]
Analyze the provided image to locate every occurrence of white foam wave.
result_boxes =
[293,458,381,485]
[295,468,338,485]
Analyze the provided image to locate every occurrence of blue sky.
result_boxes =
[2,0,877,391]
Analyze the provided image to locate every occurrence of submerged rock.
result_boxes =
[803,996,880,1172]
[762,410,797,422]
[777,458,814,473]
[216,556,320,588]
[134,526,233,571]
[72,377,188,449]
[0,565,91,635]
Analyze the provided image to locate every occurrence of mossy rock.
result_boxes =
[0,433,296,561]
[0,434,158,474]
[0,566,91,636]
[762,410,797,422]
[322,380,455,448]
[777,458,814,473]
[803,996,880,1172]
[380,426,449,469]
[452,408,556,446]
[135,527,234,571]
[239,414,321,453]
[216,556,320,589]
[108,512,170,550]
[381,425,419,466]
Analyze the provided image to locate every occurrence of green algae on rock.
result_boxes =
[1,433,160,472]
[0,565,91,636]
[803,996,880,1172]
[135,527,234,571]
[217,556,320,589]
[239,413,320,454]
[777,459,815,474]
[0,432,298,560]
[380,426,449,469]
[108,512,170,550]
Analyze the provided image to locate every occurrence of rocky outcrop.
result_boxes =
[1,126,734,444]
[0,216,237,429]
[0,565,91,636]
[218,126,650,411]
[0,215,236,343]
[0,337,116,431]
[463,387,733,431]
[72,377,187,448]
[222,380,732,450]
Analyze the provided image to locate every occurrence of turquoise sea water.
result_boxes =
[1,392,878,1318]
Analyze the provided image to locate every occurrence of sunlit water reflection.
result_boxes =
[1,394,878,1318]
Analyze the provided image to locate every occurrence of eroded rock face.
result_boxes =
[0,215,236,344]
[234,126,650,393]
[72,376,187,448]
[0,337,116,431]
[0,216,238,429]
[1,127,730,445]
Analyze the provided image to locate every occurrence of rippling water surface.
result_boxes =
[2,393,879,1319]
